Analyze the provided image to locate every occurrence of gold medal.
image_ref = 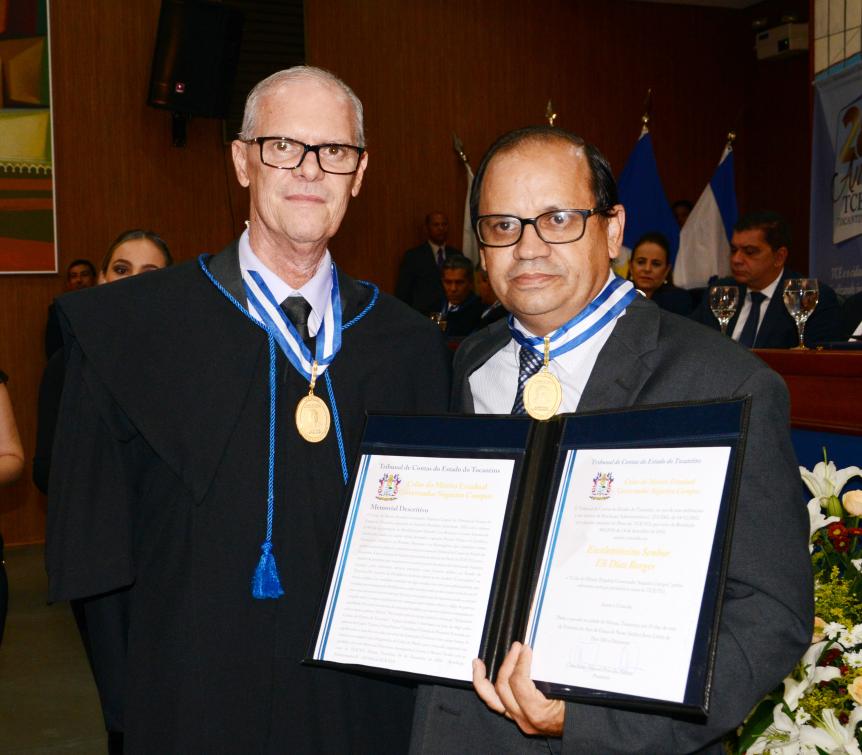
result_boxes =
[295,360,330,443]
[522,336,563,421]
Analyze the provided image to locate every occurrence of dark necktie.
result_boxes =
[436,247,445,269]
[511,345,544,414]
[280,295,312,343]
[737,291,766,348]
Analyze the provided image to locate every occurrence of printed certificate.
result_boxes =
[528,446,731,703]
[313,454,515,681]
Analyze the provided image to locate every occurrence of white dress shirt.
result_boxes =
[238,228,332,337]
[730,270,782,342]
[469,273,628,414]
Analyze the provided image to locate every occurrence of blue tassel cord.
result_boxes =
[197,255,378,600]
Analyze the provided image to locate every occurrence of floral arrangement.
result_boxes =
[732,454,862,754]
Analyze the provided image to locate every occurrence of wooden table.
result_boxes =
[753,349,862,435]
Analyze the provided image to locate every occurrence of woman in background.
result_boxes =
[628,232,692,315]
[99,229,173,282]
[34,228,171,755]
[0,369,25,645]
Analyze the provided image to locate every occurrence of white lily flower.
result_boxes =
[807,498,841,548]
[800,461,862,505]
[747,704,803,754]
[800,709,862,755]
[784,641,842,709]
[852,558,862,572]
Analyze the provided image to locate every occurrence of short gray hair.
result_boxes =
[238,65,365,146]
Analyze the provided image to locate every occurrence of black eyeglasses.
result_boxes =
[241,136,365,175]
[475,208,607,247]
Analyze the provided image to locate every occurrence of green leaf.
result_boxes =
[735,698,779,752]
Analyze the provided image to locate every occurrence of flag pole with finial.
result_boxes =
[640,88,653,135]
[545,99,557,127]
[452,133,479,265]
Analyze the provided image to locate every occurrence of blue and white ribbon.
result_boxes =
[508,275,637,358]
[243,264,343,379]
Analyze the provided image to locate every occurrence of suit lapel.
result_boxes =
[726,283,746,335]
[753,271,789,348]
[578,297,659,412]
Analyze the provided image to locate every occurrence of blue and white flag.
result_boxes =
[461,162,479,266]
[674,145,737,289]
[616,128,679,275]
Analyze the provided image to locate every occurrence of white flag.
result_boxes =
[674,145,738,289]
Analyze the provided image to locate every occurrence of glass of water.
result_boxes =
[709,285,739,336]
[782,278,819,349]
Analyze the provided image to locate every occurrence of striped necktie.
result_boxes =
[511,346,544,414]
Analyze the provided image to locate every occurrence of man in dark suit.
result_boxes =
[410,126,812,754]
[440,255,483,338]
[396,211,461,315]
[691,211,842,347]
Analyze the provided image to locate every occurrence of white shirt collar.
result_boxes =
[238,228,332,336]
[753,268,784,300]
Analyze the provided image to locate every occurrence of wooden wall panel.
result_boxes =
[0,0,812,545]
[0,0,246,546]
[306,0,753,288]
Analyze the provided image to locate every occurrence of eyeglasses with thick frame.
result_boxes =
[240,136,365,175]
[475,208,608,247]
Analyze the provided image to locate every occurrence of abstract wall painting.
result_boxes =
[0,0,55,274]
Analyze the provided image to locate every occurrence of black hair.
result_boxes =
[441,254,474,275]
[67,259,96,277]
[632,231,671,261]
[101,229,173,273]
[469,125,618,230]
[734,210,791,251]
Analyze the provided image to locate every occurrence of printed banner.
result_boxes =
[810,62,862,294]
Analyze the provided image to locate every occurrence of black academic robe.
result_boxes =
[47,242,451,754]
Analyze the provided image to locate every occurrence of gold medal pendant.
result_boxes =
[295,360,330,443]
[522,336,563,421]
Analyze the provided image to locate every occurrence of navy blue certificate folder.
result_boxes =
[307,398,750,717]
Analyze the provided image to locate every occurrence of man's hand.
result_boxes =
[472,642,565,737]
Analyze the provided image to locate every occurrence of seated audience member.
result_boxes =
[34,228,172,755]
[45,259,97,357]
[842,290,862,340]
[476,266,507,328]
[440,255,483,338]
[691,210,842,348]
[672,198,693,227]
[396,211,461,315]
[0,370,24,646]
[628,231,692,315]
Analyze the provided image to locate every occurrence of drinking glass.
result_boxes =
[709,285,739,336]
[783,278,819,349]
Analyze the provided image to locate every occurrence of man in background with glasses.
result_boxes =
[47,66,448,753]
[410,126,811,754]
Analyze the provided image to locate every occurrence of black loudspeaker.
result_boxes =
[148,0,244,119]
